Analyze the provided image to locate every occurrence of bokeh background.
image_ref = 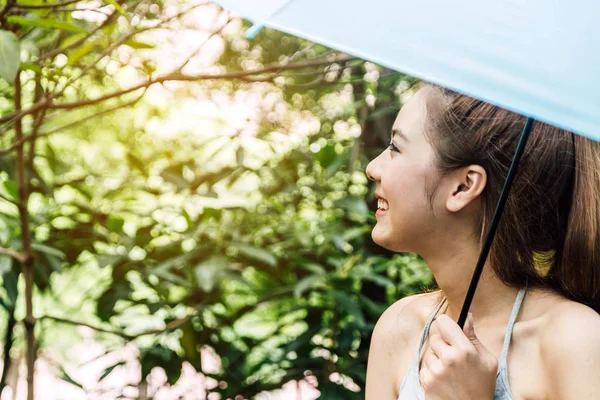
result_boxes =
[0,0,434,398]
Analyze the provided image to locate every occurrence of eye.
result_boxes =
[388,141,401,154]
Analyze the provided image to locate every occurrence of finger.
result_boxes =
[420,342,436,370]
[462,312,475,337]
[433,314,473,349]
[428,333,449,360]
[420,352,441,386]
[419,363,433,390]
[420,349,444,387]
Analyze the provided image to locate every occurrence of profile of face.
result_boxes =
[365,87,486,254]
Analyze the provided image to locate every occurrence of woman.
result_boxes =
[364,84,600,399]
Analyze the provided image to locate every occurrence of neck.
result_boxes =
[421,239,521,325]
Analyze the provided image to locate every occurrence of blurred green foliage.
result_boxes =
[0,0,432,398]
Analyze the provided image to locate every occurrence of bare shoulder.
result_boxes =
[366,291,442,399]
[541,298,600,348]
[539,297,600,398]
[373,290,442,341]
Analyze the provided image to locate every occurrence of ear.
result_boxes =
[445,165,487,213]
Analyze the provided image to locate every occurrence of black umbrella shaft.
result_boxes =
[457,117,535,328]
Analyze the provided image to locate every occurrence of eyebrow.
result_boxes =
[392,128,409,143]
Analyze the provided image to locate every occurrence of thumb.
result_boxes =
[463,313,482,346]
[464,313,489,355]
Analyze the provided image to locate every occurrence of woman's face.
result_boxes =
[365,87,442,252]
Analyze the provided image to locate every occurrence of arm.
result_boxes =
[366,294,427,400]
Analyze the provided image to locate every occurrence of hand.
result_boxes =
[420,312,498,400]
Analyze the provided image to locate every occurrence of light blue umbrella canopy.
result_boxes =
[214,0,600,142]
[212,0,600,327]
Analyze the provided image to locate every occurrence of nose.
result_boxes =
[365,154,381,182]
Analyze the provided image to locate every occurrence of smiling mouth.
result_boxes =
[377,198,389,211]
[375,194,389,215]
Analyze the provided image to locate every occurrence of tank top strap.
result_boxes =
[498,286,527,367]
[417,296,447,349]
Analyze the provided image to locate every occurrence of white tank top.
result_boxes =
[398,287,527,400]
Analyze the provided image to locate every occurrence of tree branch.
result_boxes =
[37,7,119,61]
[40,298,208,340]
[26,73,46,189]
[0,54,355,130]
[14,70,36,400]
[0,247,25,263]
[175,15,233,73]
[0,85,146,155]
[43,7,110,15]
[0,3,221,128]
[0,0,16,26]
[39,315,133,339]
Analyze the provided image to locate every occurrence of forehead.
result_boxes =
[392,87,431,142]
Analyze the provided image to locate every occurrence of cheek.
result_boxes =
[382,165,429,204]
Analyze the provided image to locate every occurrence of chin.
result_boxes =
[371,227,399,251]
[371,224,413,253]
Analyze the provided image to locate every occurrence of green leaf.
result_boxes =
[7,16,87,34]
[342,226,371,242]
[140,345,182,384]
[20,62,42,73]
[59,366,83,389]
[98,361,126,382]
[316,144,337,168]
[180,321,200,369]
[67,41,96,65]
[332,290,366,328]
[2,267,18,307]
[194,256,227,292]
[31,242,66,260]
[97,254,126,268]
[359,294,387,319]
[233,244,277,268]
[59,32,87,48]
[3,181,17,201]
[127,152,147,176]
[0,256,11,276]
[182,206,194,227]
[107,216,125,233]
[360,274,394,288]
[97,283,131,321]
[236,146,245,165]
[105,0,128,19]
[160,165,188,191]
[0,30,20,82]
[134,224,153,247]
[334,196,368,215]
[296,258,326,275]
[0,219,9,244]
[123,39,154,49]
[337,325,356,354]
[200,207,222,221]
[293,274,322,298]
[33,259,51,291]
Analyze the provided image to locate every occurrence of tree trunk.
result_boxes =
[14,72,36,400]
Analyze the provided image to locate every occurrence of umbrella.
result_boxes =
[212,0,600,327]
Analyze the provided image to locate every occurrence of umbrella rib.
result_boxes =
[457,117,535,328]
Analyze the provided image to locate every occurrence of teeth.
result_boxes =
[377,198,389,211]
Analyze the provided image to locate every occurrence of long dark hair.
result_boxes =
[423,84,600,313]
